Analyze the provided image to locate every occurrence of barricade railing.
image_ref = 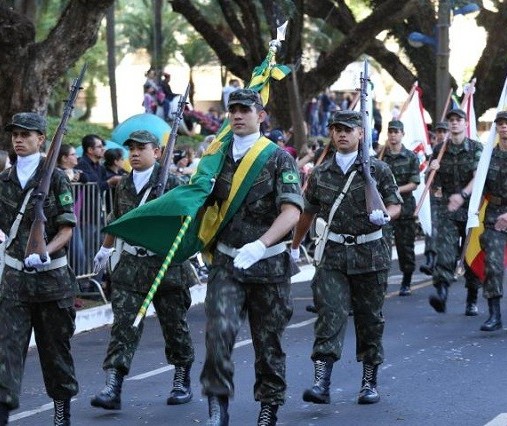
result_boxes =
[70,182,112,303]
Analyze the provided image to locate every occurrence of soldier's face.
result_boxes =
[435,129,448,143]
[448,116,467,136]
[387,128,404,146]
[329,125,362,154]
[10,127,44,157]
[128,142,159,171]
[228,104,266,137]
[496,119,507,149]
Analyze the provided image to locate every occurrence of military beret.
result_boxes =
[123,130,160,147]
[328,110,362,128]
[388,120,404,131]
[446,108,467,120]
[494,111,507,123]
[227,89,263,108]
[5,112,46,134]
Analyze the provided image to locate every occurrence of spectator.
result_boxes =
[160,72,177,102]
[0,150,11,172]
[221,78,241,111]
[104,148,128,180]
[57,144,87,183]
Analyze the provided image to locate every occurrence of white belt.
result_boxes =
[122,242,157,257]
[327,229,383,245]
[4,254,68,274]
[217,241,287,259]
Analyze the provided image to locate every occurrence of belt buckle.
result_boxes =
[135,247,149,257]
[343,235,356,245]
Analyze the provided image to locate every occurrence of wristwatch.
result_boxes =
[460,190,470,200]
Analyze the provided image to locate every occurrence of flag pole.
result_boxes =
[133,215,193,327]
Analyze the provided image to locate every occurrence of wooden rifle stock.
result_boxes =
[359,60,388,215]
[25,64,87,261]
[155,83,190,198]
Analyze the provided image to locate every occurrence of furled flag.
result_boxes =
[103,29,292,263]
[400,84,432,236]
[465,75,507,280]
[462,78,478,140]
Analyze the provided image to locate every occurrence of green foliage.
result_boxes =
[46,116,112,147]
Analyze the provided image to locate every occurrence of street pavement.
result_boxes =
[9,252,507,426]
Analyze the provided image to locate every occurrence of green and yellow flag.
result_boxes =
[104,41,291,263]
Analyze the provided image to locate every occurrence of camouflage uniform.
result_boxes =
[431,138,482,297]
[102,162,196,375]
[304,156,402,365]
[480,146,507,299]
[383,145,420,275]
[200,144,303,406]
[0,161,78,410]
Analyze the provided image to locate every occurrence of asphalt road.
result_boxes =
[10,255,507,426]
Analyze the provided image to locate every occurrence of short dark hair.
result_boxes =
[104,148,123,168]
[82,134,103,154]
[57,144,74,165]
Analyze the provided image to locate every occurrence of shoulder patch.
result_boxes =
[282,171,300,184]
[59,191,73,206]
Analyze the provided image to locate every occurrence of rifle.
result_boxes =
[154,83,190,198]
[25,64,87,262]
[358,60,389,216]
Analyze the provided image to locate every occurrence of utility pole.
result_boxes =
[436,0,451,118]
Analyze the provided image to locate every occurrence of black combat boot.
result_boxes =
[53,399,70,426]
[90,368,124,410]
[167,364,193,405]
[480,297,502,331]
[419,252,436,275]
[257,403,279,426]
[207,395,229,426]
[398,272,413,296]
[465,287,479,316]
[357,363,380,404]
[306,305,317,314]
[302,359,333,404]
[429,283,448,313]
[0,403,9,426]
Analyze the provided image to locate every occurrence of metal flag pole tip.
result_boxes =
[132,215,193,328]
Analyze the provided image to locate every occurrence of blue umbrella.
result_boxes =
[111,113,171,147]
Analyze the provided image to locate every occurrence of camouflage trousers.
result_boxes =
[0,297,78,410]
[433,214,481,292]
[424,196,442,255]
[385,218,416,274]
[311,267,387,365]
[480,227,507,298]
[200,267,293,405]
[103,286,194,375]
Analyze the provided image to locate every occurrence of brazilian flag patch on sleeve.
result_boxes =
[282,171,300,184]
[59,191,73,206]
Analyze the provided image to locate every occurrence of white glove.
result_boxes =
[93,246,115,274]
[290,247,300,261]
[233,240,267,270]
[369,209,391,226]
[24,252,51,270]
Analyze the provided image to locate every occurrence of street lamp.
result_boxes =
[407,1,480,118]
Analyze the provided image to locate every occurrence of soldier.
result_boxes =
[478,111,507,331]
[200,89,303,426]
[291,111,402,406]
[427,108,482,315]
[90,130,196,410]
[382,120,421,295]
[0,112,78,426]
[420,121,449,275]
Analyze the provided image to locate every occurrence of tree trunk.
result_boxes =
[106,4,118,128]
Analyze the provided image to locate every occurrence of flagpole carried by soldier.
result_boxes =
[89,125,199,411]
[291,61,402,408]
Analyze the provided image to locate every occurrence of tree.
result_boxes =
[0,0,114,149]
[168,0,507,148]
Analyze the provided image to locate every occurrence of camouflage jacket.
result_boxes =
[0,159,77,302]
[305,155,402,274]
[431,137,482,221]
[383,145,420,218]
[109,162,198,293]
[483,147,507,228]
[211,142,304,284]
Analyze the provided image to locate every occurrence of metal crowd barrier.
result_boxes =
[69,182,111,303]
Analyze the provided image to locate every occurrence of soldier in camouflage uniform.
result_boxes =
[0,113,78,426]
[427,108,482,315]
[291,110,402,406]
[90,130,197,411]
[200,89,303,426]
[420,122,449,276]
[382,120,421,296]
[478,111,507,331]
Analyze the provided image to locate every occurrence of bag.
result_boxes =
[313,217,329,266]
